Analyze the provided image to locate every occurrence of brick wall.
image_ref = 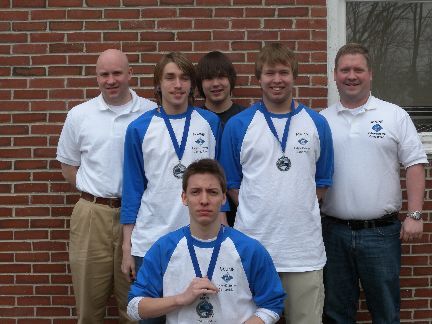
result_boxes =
[0,1,430,323]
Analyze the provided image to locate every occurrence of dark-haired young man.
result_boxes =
[127,159,285,324]
[197,51,245,226]
[196,51,245,127]
[120,53,224,324]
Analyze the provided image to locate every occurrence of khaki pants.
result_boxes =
[69,198,136,324]
[280,270,324,324]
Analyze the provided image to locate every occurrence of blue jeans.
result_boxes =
[133,256,166,324]
[322,217,401,324]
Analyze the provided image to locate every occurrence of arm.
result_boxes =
[244,315,265,324]
[228,188,239,207]
[61,163,78,188]
[138,277,218,319]
[400,163,425,241]
[316,187,327,203]
[122,224,136,282]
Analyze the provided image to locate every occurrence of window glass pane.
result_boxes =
[346,1,432,108]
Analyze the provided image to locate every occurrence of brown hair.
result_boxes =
[153,52,197,105]
[335,43,371,70]
[182,159,227,194]
[255,43,298,80]
[196,51,237,98]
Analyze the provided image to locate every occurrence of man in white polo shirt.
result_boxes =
[320,43,427,323]
[56,49,157,323]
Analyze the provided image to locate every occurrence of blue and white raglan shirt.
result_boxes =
[121,106,222,257]
[127,226,285,323]
[220,101,334,272]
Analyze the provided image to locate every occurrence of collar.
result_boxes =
[336,94,377,114]
[97,89,139,112]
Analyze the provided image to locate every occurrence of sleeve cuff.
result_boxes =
[127,296,143,321]
[254,308,280,324]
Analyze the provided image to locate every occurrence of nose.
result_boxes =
[347,69,356,79]
[200,192,209,205]
[107,74,116,84]
[174,77,182,88]
[273,72,282,82]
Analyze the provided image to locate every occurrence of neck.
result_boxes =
[104,92,132,106]
[263,97,295,114]
[340,95,369,109]
[205,98,232,114]
[162,103,188,115]
[189,220,221,240]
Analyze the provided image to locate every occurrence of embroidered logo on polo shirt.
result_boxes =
[293,132,311,153]
[191,131,209,154]
[368,120,386,139]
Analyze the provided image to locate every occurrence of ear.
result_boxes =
[181,192,188,206]
[128,67,133,81]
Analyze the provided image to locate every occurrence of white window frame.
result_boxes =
[327,0,432,153]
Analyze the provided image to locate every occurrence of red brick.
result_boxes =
[179,7,212,17]
[51,274,72,284]
[48,65,82,76]
[214,7,243,17]
[0,264,32,274]
[49,89,84,99]
[0,78,26,88]
[15,229,49,240]
[157,19,192,29]
[14,90,47,100]
[103,32,138,42]
[47,0,82,6]
[31,193,64,203]
[195,19,229,29]
[0,148,31,158]
[12,113,47,123]
[13,67,46,77]
[49,43,84,53]
[121,20,155,30]
[0,125,28,135]
[245,7,275,17]
[15,207,50,217]
[31,54,66,65]
[0,306,34,317]
[0,33,27,43]
[17,296,50,306]
[12,21,46,31]
[234,0,263,3]
[33,148,56,158]
[84,43,121,53]
[280,30,310,40]
[36,307,71,316]
[105,8,140,19]
[30,124,62,135]
[14,183,49,193]
[66,9,102,19]
[296,18,326,29]
[197,0,229,4]
[141,7,176,18]
[0,207,13,216]
[160,0,193,4]
[140,31,174,41]
[14,137,48,146]
[0,56,30,65]
[67,32,101,42]
[232,41,262,51]
[34,284,68,294]
[31,9,66,20]
[33,241,66,252]
[85,20,119,30]
[86,0,120,6]
[0,172,31,181]
[0,184,11,193]
[13,0,45,7]
[50,231,69,241]
[279,7,309,17]
[177,31,211,41]
[0,11,29,21]
[51,295,75,305]
[158,42,192,52]
[49,21,83,31]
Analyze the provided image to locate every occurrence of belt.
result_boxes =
[322,212,399,230]
[81,192,121,208]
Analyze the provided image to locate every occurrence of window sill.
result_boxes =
[420,132,432,156]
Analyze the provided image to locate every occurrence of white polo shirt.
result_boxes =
[56,90,157,198]
[320,95,428,220]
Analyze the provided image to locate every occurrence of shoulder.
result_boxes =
[194,106,220,122]
[319,103,337,118]
[136,94,158,112]
[67,96,100,117]
[369,96,408,118]
[227,227,267,254]
[300,104,331,128]
[150,227,186,254]
[224,102,259,129]
[128,108,157,129]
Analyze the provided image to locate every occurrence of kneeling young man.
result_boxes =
[127,159,285,323]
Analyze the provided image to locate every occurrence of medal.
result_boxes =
[260,100,297,171]
[276,156,291,171]
[160,106,192,179]
[185,226,224,319]
[173,162,186,179]
[196,295,214,318]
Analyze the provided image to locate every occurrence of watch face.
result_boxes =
[408,211,422,220]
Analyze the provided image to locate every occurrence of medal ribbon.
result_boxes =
[160,106,193,162]
[186,225,224,281]
[260,100,295,155]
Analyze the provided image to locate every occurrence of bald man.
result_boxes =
[57,49,157,324]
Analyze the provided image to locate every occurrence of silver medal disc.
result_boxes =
[173,163,186,179]
[276,156,291,171]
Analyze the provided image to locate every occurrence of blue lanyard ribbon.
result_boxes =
[260,100,295,155]
[160,106,193,162]
[186,226,224,281]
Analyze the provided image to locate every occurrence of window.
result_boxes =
[327,0,432,139]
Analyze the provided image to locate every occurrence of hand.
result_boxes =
[400,217,423,242]
[121,248,136,282]
[177,277,219,306]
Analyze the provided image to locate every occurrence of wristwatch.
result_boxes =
[407,211,422,220]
